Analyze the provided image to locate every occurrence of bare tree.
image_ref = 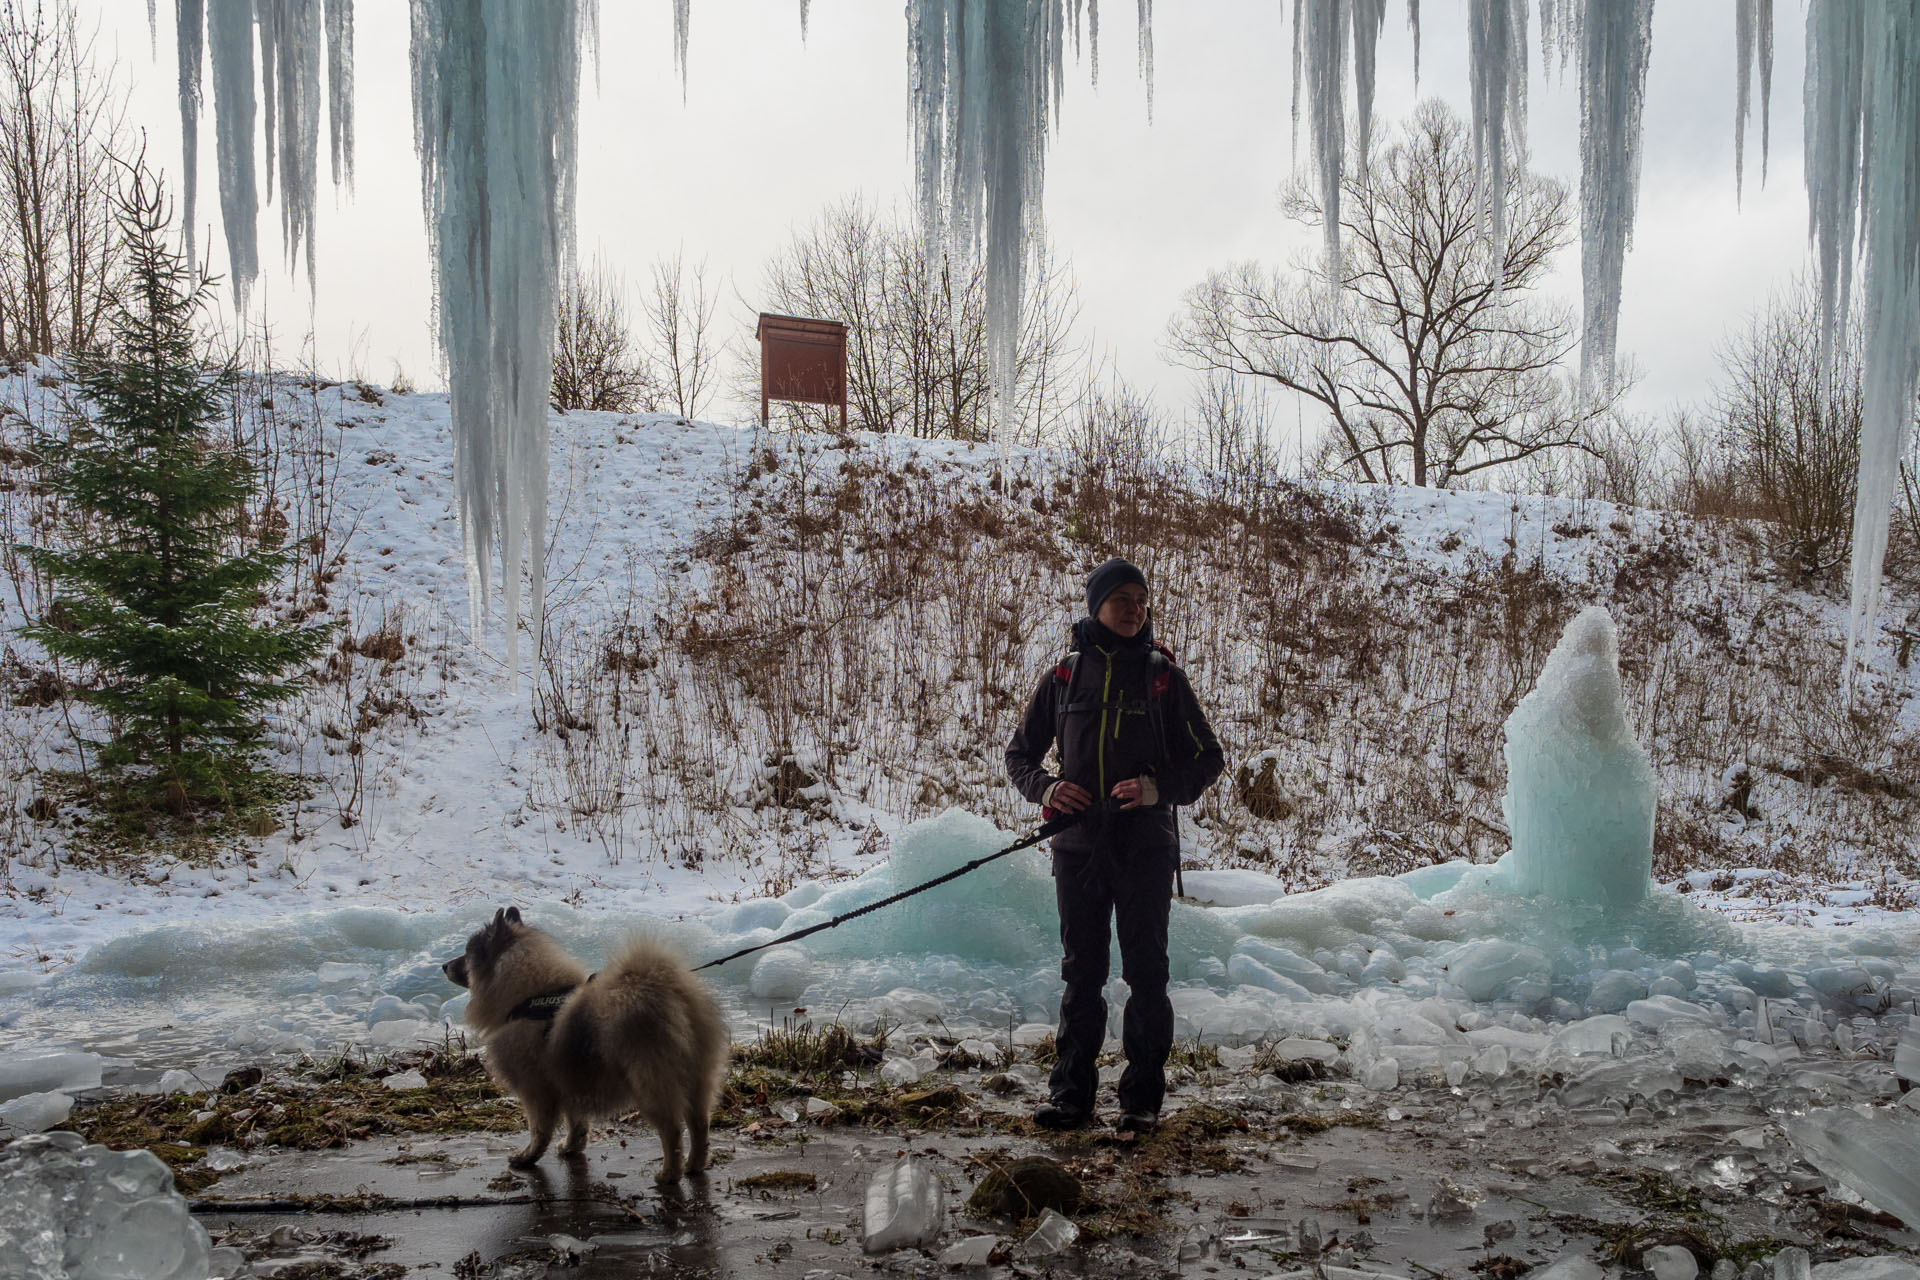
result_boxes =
[748,197,1079,443]
[1169,100,1618,488]
[552,256,656,414]
[1713,277,1863,580]
[641,248,719,420]
[0,0,129,361]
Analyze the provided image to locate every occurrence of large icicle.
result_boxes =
[1733,0,1773,199]
[673,0,690,93]
[1803,2,1868,387]
[175,0,204,271]
[1137,0,1152,119]
[411,0,586,666]
[1840,5,1920,676]
[260,0,323,288]
[205,0,259,307]
[1295,0,1350,271]
[1573,0,1654,390]
[325,0,353,189]
[1349,0,1386,169]
[909,0,1083,432]
[1468,0,1527,263]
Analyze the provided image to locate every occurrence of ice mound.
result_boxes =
[1498,606,1656,905]
[0,1130,237,1280]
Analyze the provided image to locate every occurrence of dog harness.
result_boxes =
[505,973,592,1024]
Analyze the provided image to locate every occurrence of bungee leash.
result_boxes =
[691,808,1088,973]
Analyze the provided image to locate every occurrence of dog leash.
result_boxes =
[691,809,1088,973]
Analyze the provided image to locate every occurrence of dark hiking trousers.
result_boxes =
[1047,844,1177,1117]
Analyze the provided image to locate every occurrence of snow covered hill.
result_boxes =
[0,367,1915,976]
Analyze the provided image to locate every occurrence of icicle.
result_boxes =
[1734,0,1772,200]
[1138,0,1152,120]
[1468,0,1527,264]
[1842,5,1920,678]
[259,2,276,202]
[176,0,205,271]
[1350,0,1386,171]
[1407,0,1421,86]
[673,0,690,97]
[149,0,159,51]
[260,0,324,289]
[908,0,1071,433]
[1295,0,1349,272]
[411,0,586,669]
[1574,0,1654,391]
[207,0,258,309]
[800,0,809,41]
[325,0,353,190]
[1539,0,1577,78]
[1089,0,1099,87]
[1803,1,1868,386]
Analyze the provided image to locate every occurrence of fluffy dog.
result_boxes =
[442,907,728,1179]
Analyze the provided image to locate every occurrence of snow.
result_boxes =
[1497,606,1656,906]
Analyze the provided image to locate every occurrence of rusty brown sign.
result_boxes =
[757,312,849,429]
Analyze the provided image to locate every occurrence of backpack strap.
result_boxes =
[1053,644,1175,765]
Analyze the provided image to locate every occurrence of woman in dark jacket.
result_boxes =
[1005,558,1224,1133]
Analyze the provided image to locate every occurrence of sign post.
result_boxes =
[757,313,849,430]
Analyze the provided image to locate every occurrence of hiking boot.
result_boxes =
[1033,1101,1090,1131]
[1113,1109,1158,1135]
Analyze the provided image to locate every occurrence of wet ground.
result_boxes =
[150,1052,1920,1280]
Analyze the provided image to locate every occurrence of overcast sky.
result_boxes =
[98,1,1812,438]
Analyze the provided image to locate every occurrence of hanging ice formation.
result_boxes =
[177,0,352,302]
[1805,2,1920,676]
[908,1,1069,430]
[673,0,691,94]
[1467,0,1527,265]
[411,0,587,665]
[1733,0,1772,199]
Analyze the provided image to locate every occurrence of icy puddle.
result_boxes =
[92,1058,1920,1277]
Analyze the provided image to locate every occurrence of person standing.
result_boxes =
[1006,558,1225,1133]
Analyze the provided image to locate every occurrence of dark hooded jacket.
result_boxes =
[1005,618,1224,857]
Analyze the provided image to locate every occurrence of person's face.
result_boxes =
[1096,583,1149,638]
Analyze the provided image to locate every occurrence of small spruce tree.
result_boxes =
[21,170,330,814]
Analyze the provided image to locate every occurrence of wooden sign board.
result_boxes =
[757,312,848,429]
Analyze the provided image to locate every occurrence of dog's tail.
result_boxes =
[599,936,731,1097]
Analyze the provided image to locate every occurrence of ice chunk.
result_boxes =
[1552,1015,1631,1057]
[1362,1058,1400,1092]
[1627,996,1717,1031]
[1896,1025,1920,1086]
[938,1235,1000,1266]
[1587,971,1648,1014]
[0,1049,104,1102]
[749,947,814,1001]
[1528,1255,1606,1280]
[880,1057,922,1087]
[366,994,431,1026]
[1645,1244,1700,1280]
[1447,940,1549,1002]
[1774,1246,1812,1280]
[382,1070,429,1091]
[1498,608,1655,906]
[1785,1109,1920,1229]
[0,1135,214,1280]
[1807,1260,1920,1279]
[1021,1207,1079,1257]
[0,1090,74,1134]
[862,1157,944,1252]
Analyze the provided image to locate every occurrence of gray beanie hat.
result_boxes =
[1085,558,1148,615]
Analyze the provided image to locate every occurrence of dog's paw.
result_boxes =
[508,1149,541,1168]
[654,1165,683,1184]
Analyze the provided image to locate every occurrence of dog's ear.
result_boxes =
[504,906,522,925]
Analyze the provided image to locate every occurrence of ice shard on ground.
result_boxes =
[1786,1109,1920,1230]
[1498,606,1655,906]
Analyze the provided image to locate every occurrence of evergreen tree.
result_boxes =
[20,171,329,813]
